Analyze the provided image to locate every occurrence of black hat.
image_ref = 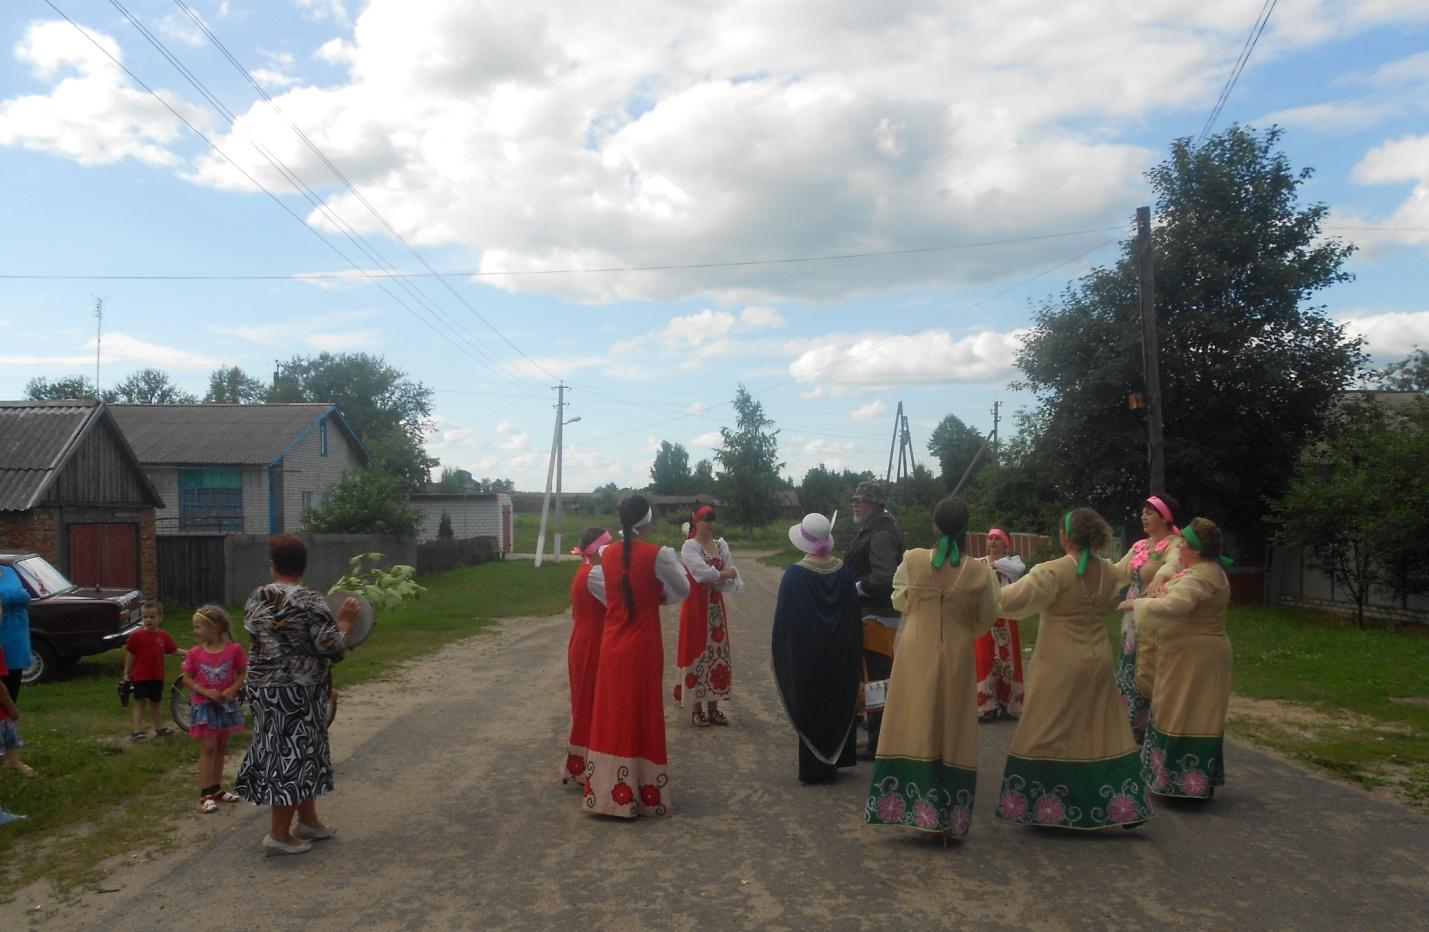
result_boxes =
[852,480,887,506]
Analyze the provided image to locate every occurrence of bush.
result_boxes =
[303,469,423,537]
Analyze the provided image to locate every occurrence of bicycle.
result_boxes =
[170,675,338,732]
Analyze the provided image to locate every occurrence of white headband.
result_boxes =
[633,508,653,530]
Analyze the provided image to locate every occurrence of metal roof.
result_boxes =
[108,403,370,466]
[0,401,94,511]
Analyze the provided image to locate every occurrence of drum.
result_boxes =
[325,590,376,648]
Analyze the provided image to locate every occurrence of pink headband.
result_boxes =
[1146,496,1180,536]
[571,530,612,564]
[800,526,833,556]
[987,528,1011,548]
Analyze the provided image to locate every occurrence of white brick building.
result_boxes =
[110,404,370,536]
[409,493,513,552]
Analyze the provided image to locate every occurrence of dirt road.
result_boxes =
[51,557,1429,929]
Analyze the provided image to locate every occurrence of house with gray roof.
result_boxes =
[0,401,163,594]
[109,403,370,537]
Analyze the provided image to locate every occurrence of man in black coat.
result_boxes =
[843,480,905,759]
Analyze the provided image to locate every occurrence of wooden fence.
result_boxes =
[416,536,499,575]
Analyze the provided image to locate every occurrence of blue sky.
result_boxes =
[2,1,1427,491]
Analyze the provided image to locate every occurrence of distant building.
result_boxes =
[0,400,163,594]
[409,492,513,552]
[109,403,369,536]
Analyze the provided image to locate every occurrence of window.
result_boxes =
[320,419,329,457]
[302,490,317,515]
[178,468,244,532]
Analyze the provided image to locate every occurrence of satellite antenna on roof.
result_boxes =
[94,298,103,400]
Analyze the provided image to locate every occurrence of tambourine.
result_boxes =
[325,590,376,648]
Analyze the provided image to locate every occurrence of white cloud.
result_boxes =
[0,331,218,370]
[152,0,1429,304]
[608,304,791,366]
[1257,101,1395,134]
[1336,134,1429,257]
[850,399,886,421]
[1337,310,1429,359]
[689,430,723,450]
[209,308,382,352]
[250,68,299,90]
[0,20,208,168]
[790,328,1027,386]
[156,14,206,48]
[296,0,349,25]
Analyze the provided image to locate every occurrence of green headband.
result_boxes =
[1182,524,1233,567]
[932,534,960,568]
[1064,511,1089,575]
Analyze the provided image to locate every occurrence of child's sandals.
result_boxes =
[155,727,176,738]
[708,709,730,727]
[199,796,219,814]
[691,708,710,728]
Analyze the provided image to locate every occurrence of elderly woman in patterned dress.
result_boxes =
[236,534,358,857]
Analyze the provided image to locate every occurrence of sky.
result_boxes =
[1,0,1427,492]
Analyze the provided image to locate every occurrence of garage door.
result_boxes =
[67,523,139,590]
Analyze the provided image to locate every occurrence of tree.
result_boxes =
[303,469,423,537]
[270,353,436,491]
[437,511,455,540]
[110,368,199,404]
[648,441,693,494]
[714,385,784,535]
[1268,395,1429,627]
[1013,125,1363,552]
[204,366,267,404]
[692,458,715,492]
[798,465,875,519]
[25,375,112,402]
[592,481,620,512]
[927,413,986,489]
[1372,348,1427,393]
[478,477,514,492]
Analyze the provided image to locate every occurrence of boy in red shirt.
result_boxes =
[122,600,179,742]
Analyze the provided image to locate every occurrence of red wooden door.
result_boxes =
[67,523,139,589]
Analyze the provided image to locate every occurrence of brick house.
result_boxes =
[109,403,371,536]
[0,401,163,595]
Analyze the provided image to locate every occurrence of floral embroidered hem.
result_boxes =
[864,757,976,837]
[996,751,1153,830]
[582,750,670,818]
[562,747,588,785]
[1142,723,1225,799]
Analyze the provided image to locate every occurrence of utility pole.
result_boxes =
[94,298,103,400]
[991,400,1001,459]
[535,383,577,567]
[1136,206,1166,494]
[885,401,904,483]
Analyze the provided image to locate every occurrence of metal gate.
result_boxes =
[156,536,227,606]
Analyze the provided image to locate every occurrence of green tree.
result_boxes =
[303,469,423,537]
[110,368,199,404]
[927,413,986,489]
[204,366,267,404]
[714,385,784,535]
[592,481,620,512]
[24,375,113,402]
[692,458,715,492]
[270,353,436,491]
[1372,348,1427,393]
[648,441,693,494]
[478,477,514,492]
[437,511,455,540]
[1268,395,1429,627]
[1014,125,1362,552]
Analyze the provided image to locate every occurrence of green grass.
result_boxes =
[0,558,577,902]
[1015,605,1429,810]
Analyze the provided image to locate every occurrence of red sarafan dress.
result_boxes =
[674,538,742,708]
[974,555,1026,719]
[583,539,674,818]
[562,561,606,784]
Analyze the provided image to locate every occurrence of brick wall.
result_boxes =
[281,415,361,531]
[139,509,158,597]
[0,508,61,562]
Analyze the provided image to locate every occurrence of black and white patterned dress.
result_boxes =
[235,583,346,807]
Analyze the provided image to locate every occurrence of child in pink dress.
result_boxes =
[182,605,248,813]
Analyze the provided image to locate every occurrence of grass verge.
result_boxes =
[0,558,577,903]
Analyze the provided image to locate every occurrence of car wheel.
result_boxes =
[22,640,58,685]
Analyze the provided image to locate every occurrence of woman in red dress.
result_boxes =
[562,527,611,785]
[676,505,742,727]
[582,495,691,818]
[975,526,1026,722]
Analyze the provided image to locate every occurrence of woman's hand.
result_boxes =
[719,567,739,580]
[1116,598,1136,612]
[337,596,360,629]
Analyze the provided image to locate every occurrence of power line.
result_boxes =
[1196,0,1279,145]
[167,0,558,383]
[0,225,1132,281]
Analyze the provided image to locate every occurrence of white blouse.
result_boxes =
[586,544,692,607]
[679,538,744,594]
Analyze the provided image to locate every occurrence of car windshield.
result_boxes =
[14,556,75,597]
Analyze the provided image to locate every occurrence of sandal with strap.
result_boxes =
[200,796,219,814]
[691,709,709,728]
[708,710,730,727]
[216,789,242,803]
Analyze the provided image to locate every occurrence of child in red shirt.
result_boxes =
[122,600,179,742]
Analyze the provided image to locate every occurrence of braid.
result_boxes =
[618,494,650,617]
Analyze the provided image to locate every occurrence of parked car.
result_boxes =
[0,552,144,684]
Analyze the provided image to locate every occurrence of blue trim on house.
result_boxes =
[268,463,280,535]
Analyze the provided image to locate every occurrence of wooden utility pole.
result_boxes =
[1137,206,1166,494]
[990,400,1001,459]
[533,383,566,567]
[93,298,103,399]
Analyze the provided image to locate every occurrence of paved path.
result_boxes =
[78,558,1429,929]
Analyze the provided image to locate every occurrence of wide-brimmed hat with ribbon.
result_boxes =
[789,513,835,556]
